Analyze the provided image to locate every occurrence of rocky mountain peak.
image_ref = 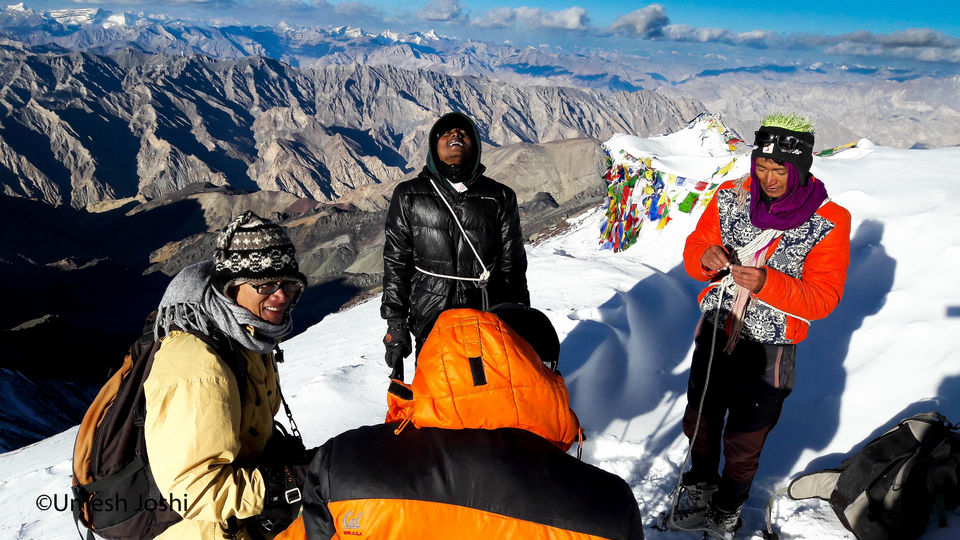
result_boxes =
[0,42,702,209]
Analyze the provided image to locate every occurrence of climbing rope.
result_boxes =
[414,179,492,309]
[659,231,781,533]
[657,286,727,533]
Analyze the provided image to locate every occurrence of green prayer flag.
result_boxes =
[679,192,700,213]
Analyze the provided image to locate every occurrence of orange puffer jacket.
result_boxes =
[385,307,582,448]
[280,308,644,540]
[684,176,851,344]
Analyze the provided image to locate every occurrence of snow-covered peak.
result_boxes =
[604,113,748,184]
[607,113,743,160]
[6,2,29,13]
[380,29,401,42]
[327,25,369,39]
[407,34,429,45]
[103,13,134,29]
[47,7,106,27]
[376,28,444,46]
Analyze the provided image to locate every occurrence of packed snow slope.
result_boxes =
[2,122,960,539]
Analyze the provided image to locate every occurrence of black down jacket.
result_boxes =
[381,112,529,344]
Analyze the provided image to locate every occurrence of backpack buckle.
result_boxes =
[284,487,301,504]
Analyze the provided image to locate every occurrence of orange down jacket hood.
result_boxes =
[386,308,582,450]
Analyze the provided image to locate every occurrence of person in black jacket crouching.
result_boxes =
[292,305,644,540]
[380,111,530,377]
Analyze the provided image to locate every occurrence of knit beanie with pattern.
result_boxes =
[211,211,307,296]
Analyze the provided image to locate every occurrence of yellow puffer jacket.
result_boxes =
[143,330,282,539]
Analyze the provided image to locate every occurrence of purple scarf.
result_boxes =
[750,160,828,230]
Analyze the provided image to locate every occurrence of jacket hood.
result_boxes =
[386,308,581,451]
[425,111,484,185]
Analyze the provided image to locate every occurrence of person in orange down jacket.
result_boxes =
[286,304,644,540]
[668,113,851,539]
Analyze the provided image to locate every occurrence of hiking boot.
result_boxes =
[665,480,717,530]
[701,503,743,539]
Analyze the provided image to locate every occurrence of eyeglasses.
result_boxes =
[247,281,303,295]
[754,131,813,152]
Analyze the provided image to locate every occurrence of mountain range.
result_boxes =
[3,3,958,152]
[0,36,701,208]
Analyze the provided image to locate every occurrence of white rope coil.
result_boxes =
[414,179,491,285]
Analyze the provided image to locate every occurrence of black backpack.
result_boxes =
[765,411,960,540]
[71,314,247,539]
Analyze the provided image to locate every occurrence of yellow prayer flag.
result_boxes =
[714,157,737,178]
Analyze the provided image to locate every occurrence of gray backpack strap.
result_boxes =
[787,470,841,500]
[763,471,841,539]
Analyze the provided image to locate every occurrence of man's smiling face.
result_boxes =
[436,126,474,166]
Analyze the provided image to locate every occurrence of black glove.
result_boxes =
[255,462,308,534]
[383,319,412,374]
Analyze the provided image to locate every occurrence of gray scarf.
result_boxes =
[154,261,292,354]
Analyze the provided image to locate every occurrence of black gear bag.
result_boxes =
[765,411,960,540]
[70,313,246,539]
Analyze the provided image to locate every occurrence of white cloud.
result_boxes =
[654,24,777,49]
[661,24,729,43]
[608,4,668,37]
[472,6,589,31]
[329,1,372,15]
[802,29,960,63]
[826,42,960,63]
[417,0,466,22]
[75,0,235,4]
[471,6,516,29]
[845,28,959,49]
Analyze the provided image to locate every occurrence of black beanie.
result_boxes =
[751,125,815,184]
[489,303,561,373]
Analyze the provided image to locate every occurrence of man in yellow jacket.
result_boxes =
[144,211,311,539]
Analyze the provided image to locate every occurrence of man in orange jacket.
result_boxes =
[294,304,644,539]
[668,113,850,539]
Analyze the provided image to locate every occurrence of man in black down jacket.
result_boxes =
[381,111,530,376]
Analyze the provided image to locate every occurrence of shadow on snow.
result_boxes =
[560,262,702,488]
[760,219,896,483]
[799,374,960,477]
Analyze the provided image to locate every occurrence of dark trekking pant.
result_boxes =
[681,319,796,511]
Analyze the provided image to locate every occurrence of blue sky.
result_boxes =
[19,0,960,67]
[315,0,960,36]
[409,0,960,36]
